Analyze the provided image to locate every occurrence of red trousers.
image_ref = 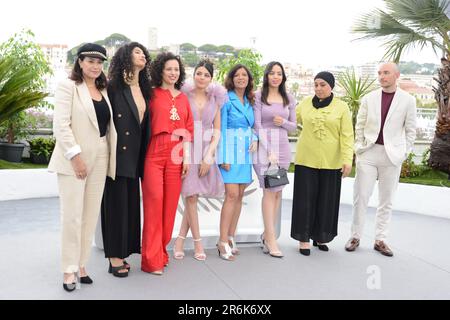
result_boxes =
[141,133,183,272]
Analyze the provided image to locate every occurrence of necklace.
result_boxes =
[161,87,181,121]
[169,96,180,121]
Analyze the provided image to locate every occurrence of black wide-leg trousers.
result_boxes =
[291,165,342,243]
[101,176,141,258]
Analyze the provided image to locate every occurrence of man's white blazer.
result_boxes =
[354,87,417,166]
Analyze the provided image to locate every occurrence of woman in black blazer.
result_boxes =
[101,42,152,277]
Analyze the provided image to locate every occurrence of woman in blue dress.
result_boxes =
[217,64,258,261]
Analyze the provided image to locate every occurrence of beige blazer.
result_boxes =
[354,87,417,166]
[48,78,117,179]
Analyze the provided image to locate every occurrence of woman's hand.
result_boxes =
[182,163,190,179]
[199,160,211,177]
[71,154,87,180]
[249,141,258,153]
[341,164,352,178]
[268,152,278,165]
[273,116,284,127]
[220,163,231,172]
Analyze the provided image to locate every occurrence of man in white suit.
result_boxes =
[345,62,417,257]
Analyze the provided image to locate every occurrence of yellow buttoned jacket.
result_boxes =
[294,96,354,169]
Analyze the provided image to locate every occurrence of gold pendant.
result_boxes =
[170,105,180,121]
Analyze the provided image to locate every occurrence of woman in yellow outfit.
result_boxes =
[291,71,354,256]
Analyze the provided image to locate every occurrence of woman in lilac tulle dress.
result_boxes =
[173,60,227,261]
[253,61,297,258]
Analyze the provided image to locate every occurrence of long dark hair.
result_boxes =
[108,42,152,100]
[261,61,289,107]
[69,56,107,90]
[194,59,214,78]
[150,52,186,90]
[224,64,255,105]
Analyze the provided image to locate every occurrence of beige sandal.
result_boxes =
[173,235,186,260]
[193,238,206,261]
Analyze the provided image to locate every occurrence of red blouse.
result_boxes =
[150,87,194,142]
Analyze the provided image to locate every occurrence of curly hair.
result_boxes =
[261,61,290,107]
[150,52,186,90]
[108,42,152,100]
[69,56,107,90]
[224,64,255,105]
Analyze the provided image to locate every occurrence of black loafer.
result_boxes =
[299,248,310,256]
[63,282,76,292]
[313,241,329,251]
[79,275,93,284]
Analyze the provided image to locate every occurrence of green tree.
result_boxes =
[217,45,235,53]
[289,82,301,102]
[180,43,197,52]
[182,52,200,67]
[0,31,50,143]
[399,61,421,74]
[352,0,450,174]
[216,49,265,87]
[67,33,131,65]
[198,44,218,54]
[0,29,52,91]
[103,33,130,48]
[337,68,377,131]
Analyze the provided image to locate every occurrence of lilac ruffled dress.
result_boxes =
[181,83,228,198]
[253,91,297,192]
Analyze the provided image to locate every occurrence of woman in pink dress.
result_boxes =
[173,60,227,261]
[253,61,297,258]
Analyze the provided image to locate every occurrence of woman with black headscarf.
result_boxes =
[291,71,354,256]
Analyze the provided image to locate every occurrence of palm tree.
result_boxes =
[352,0,450,174]
[0,56,48,143]
[337,68,377,131]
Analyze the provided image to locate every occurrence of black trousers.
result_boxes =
[291,165,342,243]
[101,176,141,258]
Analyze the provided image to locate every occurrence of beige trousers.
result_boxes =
[351,144,402,242]
[58,137,108,273]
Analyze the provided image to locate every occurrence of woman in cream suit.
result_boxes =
[48,43,117,292]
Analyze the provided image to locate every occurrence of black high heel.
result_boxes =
[108,260,129,278]
[313,241,329,251]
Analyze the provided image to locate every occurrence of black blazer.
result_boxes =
[107,80,150,179]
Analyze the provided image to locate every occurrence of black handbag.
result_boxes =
[264,165,289,189]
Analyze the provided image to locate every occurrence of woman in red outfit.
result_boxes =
[141,52,193,275]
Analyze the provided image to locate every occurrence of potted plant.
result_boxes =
[0,30,51,163]
[27,137,56,164]
[0,111,37,162]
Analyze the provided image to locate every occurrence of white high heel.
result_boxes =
[217,241,235,261]
[173,235,186,260]
[193,238,206,261]
[228,236,240,255]
[260,234,269,254]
